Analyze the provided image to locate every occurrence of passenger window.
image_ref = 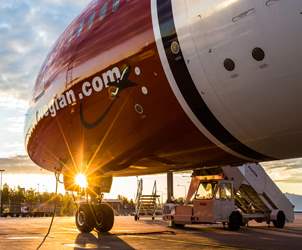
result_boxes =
[88,12,95,30]
[112,0,120,12]
[99,2,108,21]
[76,21,84,37]
[67,33,74,43]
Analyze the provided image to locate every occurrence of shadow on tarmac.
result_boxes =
[74,233,134,250]
[142,219,302,250]
[176,225,302,250]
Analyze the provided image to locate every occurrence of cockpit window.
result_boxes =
[33,74,45,101]
[99,1,108,21]
[112,0,120,12]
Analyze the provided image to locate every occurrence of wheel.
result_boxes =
[75,204,95,233]
[170,220,185,229]
[255,218,264,223]
[134,214,139,221]
[94,203,114,233]
[228,211,242,231]
[273,211,286,229]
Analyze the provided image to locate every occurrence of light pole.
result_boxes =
[159,191,167,205]
[0,169,5,217]
[177,184,187,198]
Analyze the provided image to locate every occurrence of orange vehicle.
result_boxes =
[25,0,302,232]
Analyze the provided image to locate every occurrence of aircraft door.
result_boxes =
[66,52,76,88]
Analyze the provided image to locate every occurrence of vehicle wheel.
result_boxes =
[255,218,264,223]
[273,211,286,229]
[75,204,95,233]
[228,211,242,231]
[134,214,139,221]
[94,203,114,233]
[170,221,185,229]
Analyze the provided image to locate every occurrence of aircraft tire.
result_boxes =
[75,204,95,233]
[273,211,286,229]
[94,203,114,233]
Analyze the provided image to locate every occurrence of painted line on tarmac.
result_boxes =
[106,230,175,236]
[6,236,44,240]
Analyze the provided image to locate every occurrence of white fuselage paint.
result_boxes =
[152,0,253,161]
[169,0,302,160]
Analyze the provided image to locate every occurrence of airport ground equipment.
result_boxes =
[134,179,161,220]
[1,202,54,217]
[163,163,294,230]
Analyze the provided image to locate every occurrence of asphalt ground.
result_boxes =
[0,214,301,250]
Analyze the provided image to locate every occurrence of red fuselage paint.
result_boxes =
[25,0,244,177]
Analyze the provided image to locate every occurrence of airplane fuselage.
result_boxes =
[25,0,302,177]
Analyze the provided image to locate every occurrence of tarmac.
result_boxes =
[0,214,301,250]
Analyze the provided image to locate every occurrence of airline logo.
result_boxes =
[36,65,135,122]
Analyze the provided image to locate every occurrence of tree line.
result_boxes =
[0,184,135,216]
[1,183,75,216]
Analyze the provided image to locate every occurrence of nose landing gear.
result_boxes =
[64,174,114,233]
[75,202,115,233]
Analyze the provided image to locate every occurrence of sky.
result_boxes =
[0,0,301,199]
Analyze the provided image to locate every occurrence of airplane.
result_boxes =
[24,0,302,233]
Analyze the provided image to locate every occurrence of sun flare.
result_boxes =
[75,173,88,189]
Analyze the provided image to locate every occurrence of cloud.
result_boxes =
[0,155,46,174]
[0,0,90,158]
[0,95,29,156]
[262,158,302,183]
[262,158,302,170]
[0,0,90,100]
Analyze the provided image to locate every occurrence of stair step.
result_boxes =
[140,195,160,197]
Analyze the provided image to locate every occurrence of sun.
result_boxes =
[75,173,88,189]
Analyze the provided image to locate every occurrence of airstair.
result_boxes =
[134,179,160,220]
[163,163,294,230]
[223,163,294,223]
